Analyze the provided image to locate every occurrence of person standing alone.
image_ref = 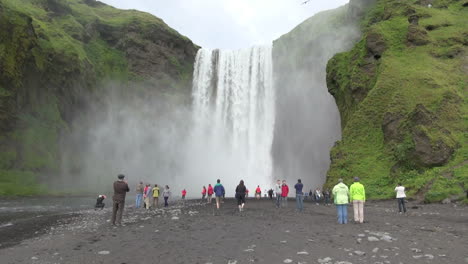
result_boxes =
[163,185,171,207]
[332,178,349,224]
[214,179,225,210]
[350,177,366,224]
[135,181,144,208]
[112,174,129,226]
[255,185,261,199]
[394,183,407,214]
[294,179,304,212]
[235,180,247,212]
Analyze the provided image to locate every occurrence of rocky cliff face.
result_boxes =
[0,0,198,195]
[271,4,361,188]
[326,0,467,202]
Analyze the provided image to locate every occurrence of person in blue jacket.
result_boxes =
[214,179,225,210]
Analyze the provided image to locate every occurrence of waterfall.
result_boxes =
[188,46,275,191]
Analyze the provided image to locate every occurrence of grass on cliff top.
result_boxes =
[326,0,467,201]
[1,0,191,79]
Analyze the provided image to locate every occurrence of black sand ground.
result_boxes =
[0,198,467,264]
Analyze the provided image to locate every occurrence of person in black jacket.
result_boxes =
[112,174,130,226]
[268,189,274,199]
[235,180,247,212]
[95,194,106,210]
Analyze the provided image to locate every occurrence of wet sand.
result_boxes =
[0,198,467,264]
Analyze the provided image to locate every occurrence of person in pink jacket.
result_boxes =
[281,180,289,207]
[207,184,214,204]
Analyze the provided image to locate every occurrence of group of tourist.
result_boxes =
[306,188,331,205]
[135,182,172,210]
[331,177,407,224]
[332,177,366,224]
[200,180,226,207]
[108,174,408,226]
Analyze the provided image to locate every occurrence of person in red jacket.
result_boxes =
[255,185,261,199]
[207,184,214,204]
[202,186,207,201]
[281,180,289,208]
[181,189,187,200]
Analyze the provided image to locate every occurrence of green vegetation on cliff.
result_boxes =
[326,0,467,202]
[0,0,198,195]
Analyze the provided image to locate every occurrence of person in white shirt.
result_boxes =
[394,183,407,214]
[275,180,282,208]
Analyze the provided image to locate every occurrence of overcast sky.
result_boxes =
[100,0,349,49]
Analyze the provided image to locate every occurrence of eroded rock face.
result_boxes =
[366,30,386,59]
[387,104,457,172]
[410,104,435,126]
[411,127,454,167]
[94,20,199,89]
[382,112,404,142]
[405,105,455,168]
[407,24,430,46]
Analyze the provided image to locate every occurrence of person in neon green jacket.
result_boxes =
[350,177,366,224]
[332,178,349,224]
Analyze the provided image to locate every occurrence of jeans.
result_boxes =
[397,198,406,213]
[353,200,365,223]
[164,197,169,207]
[276,195,281,208]
[281,196,288,207]
[135,194,143,208]
[296,194,304,212]
[336,204,348,224]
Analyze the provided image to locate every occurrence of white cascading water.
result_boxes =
[187,46,275,193]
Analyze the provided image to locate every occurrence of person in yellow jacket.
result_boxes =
[152,184,160,209]
[349,177,366,224]
[332,178,349,224]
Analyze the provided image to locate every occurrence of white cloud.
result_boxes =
[99,0,349,49]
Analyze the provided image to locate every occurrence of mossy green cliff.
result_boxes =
[325,0,467,202]
[0,0,198,195]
